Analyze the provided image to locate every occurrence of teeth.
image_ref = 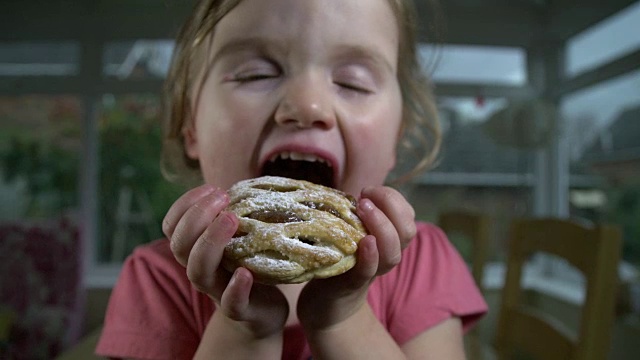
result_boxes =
[269,151,331,166]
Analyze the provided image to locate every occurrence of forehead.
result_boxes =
[211,0,400,62]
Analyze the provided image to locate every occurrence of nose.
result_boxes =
[274,73,336,130]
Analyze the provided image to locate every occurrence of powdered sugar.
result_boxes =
[243,254,300,272]
[223,176,367,283]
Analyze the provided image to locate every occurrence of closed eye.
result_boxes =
[234,73,278,82]
[230,58,281,83]
[335,81,372,94]
[333,64,377,95]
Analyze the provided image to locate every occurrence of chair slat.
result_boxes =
[503,307,575,360]
[495,217,621,360]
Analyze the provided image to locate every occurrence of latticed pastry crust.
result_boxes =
[222,176,367,284]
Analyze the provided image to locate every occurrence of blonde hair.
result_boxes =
[161,0,442,186]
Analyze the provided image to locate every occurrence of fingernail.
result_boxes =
[206,188,229,206]
[202,184,217,193]
[359,198,374,212]
[230,268,248,287]
[214,188,230,201]
[219,212,236,228]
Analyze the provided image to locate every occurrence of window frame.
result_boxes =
[0,12,638,290]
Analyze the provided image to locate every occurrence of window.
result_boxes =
[0,42,80,76]
[96,94,184,264]
[419,44,527,86]
[0,95,82,220]
[434,97,536,176]
[566,1,640,77]
[411,97,537,262]
[0,96,84,359]
[103,40,174,80]
[564,69,640,269]
[562,69,640,162]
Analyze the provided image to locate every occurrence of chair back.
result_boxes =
[494,218,621,360]
[438,211,491,291]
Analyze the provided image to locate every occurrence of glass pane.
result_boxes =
[0,95,82,219]
[0,42,80,76]
[436,97,535,174]
[103,40,174,80]
[0,95,83,358]
[563,69,640,162]
[419,44,527,85]
[565,70,640,272]
[411,97,537,262]
[97,94,184,264]
[567,1,640,77]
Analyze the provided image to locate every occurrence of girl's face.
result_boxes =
[184,0,403,195]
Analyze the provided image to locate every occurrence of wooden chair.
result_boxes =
[494,218,622,360]
[438,210,491,291]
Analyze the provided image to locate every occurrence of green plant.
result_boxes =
[0,137,79,218]
[604,184,640,269]
[97,95,185,262]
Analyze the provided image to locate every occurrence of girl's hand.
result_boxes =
[162,184,289,338]
[297,185,416,330]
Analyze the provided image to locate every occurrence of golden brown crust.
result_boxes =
[222,176,367,284]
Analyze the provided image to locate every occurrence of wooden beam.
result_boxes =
[3,0,635,46]
[552,47,640,97]
[0,76,164,95]
[415,1,545,47]
[434,82,536,100]
[547,0,638,41]
[0,0,194,41]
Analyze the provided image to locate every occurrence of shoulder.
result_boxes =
[380,221,468,283]
[397,221,463,271]
[117,238,204,312]
[118,239,191,291]
[96,239,208,358]
[368,221,487,343]
[128,238,177,264]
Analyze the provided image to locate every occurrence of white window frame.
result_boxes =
[2,5,639,293]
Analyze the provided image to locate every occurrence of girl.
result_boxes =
[96,0,487,359]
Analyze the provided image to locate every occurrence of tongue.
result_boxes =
[262,159,334,188]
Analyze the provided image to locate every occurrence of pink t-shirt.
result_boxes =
[96,222,487,359]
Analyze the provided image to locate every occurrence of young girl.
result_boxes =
[96,0,487,359]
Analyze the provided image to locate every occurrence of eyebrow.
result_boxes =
[210,37,285,64]
[332,44,396,75]
[210,36,396,75]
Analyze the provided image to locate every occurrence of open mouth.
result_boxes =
[261,151,335,188]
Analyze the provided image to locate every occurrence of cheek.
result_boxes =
[356,123,398,166]
[346,104,402,187]
[191,98,264,187]
[194,88,265,146]
[361,101,402,164]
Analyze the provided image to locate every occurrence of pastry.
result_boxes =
[222,176,367,284]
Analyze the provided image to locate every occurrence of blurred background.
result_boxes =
[0,0,638,358]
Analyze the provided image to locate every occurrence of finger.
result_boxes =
[361,186,416,249]
[350,235,379,285]
[170,188,230,266]
[222,269,289,337]
[162,184,216,238]
[186,211,237,297]
[304,236,378,297]
[220,267,254,321]
[325,235,379,291]
[357,198,401,275]
[297,236,378,330]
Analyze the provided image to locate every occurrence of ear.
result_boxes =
[182,119,199,160]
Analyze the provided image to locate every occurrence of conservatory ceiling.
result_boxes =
[1,0,638,100]
[2,0,638,47]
